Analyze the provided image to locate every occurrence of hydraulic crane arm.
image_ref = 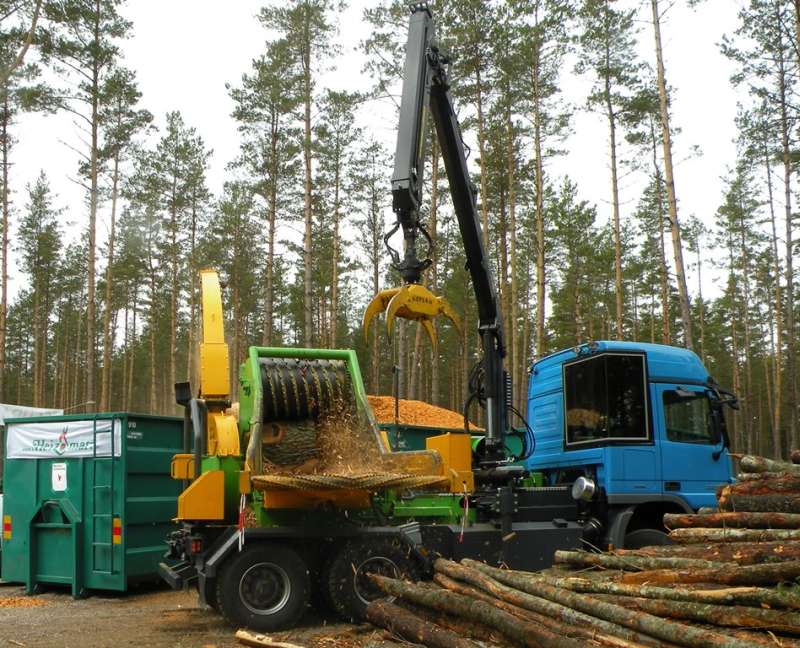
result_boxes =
[391,4,509,462]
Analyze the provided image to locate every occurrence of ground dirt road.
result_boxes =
[0,582,379,648]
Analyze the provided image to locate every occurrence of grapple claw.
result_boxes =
[363,288,401,341]
[362,283,461,348]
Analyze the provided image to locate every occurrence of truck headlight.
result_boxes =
[572,476,596,502]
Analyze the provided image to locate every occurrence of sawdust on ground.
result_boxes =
[368,395,481,430]
[0,595,47,607]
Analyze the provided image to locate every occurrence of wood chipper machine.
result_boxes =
[160,4,582,632]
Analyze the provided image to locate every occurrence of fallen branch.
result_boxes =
[462,559,755,648]
[621,560,800,586]
[365,600,479,648]
[664,512,800,530]
[235,630,307,648]
[371,574,583,648]
[554,549,725,571]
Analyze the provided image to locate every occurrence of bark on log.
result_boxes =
[545,574,800,610]
[718,493,800,513]
[365,600,479,648]
[433,560,679,648]
[616,540,800,564]
[591,593,800,633]
[462,559,755,648]
[433,573,649,648]
[621,560,800,586]
[669,528,800,543]
[370,574,582,648]
[724,475,800,495]
[736,471,794,482]
[664,511,800,529]
[554,549,725,571]
[740,454,800,476]
[399,599,514,647]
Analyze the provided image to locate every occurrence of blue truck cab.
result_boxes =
[525,341,736,549]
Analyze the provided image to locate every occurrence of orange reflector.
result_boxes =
[112,517,122,545]
[2,515,10,540]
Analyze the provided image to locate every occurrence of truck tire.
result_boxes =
[624,528,671,549]
[321,537,420,622]
[196,577,218,611]
[216,542,309,632]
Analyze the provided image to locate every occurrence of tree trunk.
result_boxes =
[366,600,480,648]
[0,95,9,401]
[474,61,490,250]
[432,572,642,648]
[302,10,314,348]
[776,10,798,450]
[665,511,800,529]
[100,152,120,411]
[462,559,751,648]
[430,139,439,404]
[85,2,101,410]
[553,549,722,571]
[605,35,624,340]
[507,102,520,412]
[593,594,800,634]
[531,2,546,357]
[669,527,800,543]
[372,574,583,648]
[650,121,671,345]
[740,454,800,475]
[263,117,279,347]
[651,0,692,350]
[619,540,800,565]
[127,296,136,411]
[540,572,800,611]
[622,560,800,587]
[330,152,341,348]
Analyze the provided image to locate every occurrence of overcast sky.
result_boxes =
[8,0,745,302]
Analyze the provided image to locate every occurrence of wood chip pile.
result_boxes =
[367,396,480,430]
[365,452,800,647]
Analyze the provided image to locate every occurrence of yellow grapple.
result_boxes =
[363,283,462,350]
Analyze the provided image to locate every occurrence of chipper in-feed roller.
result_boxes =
[160,4,581,632]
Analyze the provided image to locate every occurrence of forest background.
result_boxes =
[0,0,796,459]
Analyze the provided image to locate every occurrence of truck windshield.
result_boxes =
[663,390,713,444]
[563,353,650,447]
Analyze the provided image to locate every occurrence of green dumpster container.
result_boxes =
[1,412,183,596]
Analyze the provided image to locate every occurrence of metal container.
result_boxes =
[1,413,183,596]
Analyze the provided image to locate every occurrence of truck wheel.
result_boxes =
[624,528,671,549]
[216,543,309,632]
[322,537,420,622]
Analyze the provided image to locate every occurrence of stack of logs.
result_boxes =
[365,453,800,648]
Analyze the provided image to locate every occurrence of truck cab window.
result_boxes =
[564,353,650,447]
[663,390,713,444]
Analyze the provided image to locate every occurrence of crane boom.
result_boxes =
[391,4,509,462]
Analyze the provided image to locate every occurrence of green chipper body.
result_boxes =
[1,413,183,596]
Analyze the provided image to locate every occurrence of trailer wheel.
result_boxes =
[216,543,309,632]
[624,528,671,549]
[322,537,420,622]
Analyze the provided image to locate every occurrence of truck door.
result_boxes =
[654,384,732,510]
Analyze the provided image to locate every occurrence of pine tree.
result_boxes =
[16,172,61,406]
[97,66,150,411]
[41,0,131,410]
